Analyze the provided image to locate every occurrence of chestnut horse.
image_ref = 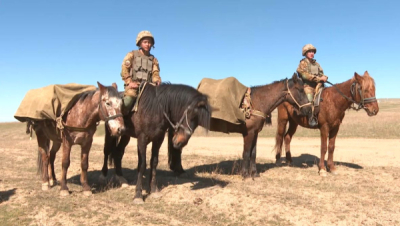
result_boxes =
[28,82,125,196]
[274,71,379,176]
[101,83,211,204]
[169,73,312,179]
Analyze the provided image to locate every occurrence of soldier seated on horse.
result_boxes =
[296,44,328,126]
[120,30,161,114]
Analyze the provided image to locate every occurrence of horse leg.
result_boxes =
[48,141,61,187]
[114,135,130,187]
[327,126,340,174]
[60,140,72,196]
[318,125,329,177]
[36,130,50,191]
[250,133,259,178]
[242,131,255,178]
[134,134,147,204]
[283,118,298,165]
[149,136,165,197]
[168,128,185,175]
[275,116,288,164]
[80,140,92,196]
[100,126,115,182]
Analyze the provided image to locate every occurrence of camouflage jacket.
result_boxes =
[120,50,161,86]
[296,58,326,87]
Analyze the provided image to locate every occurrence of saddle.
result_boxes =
[241,88,271,123]
[121,82,151,113]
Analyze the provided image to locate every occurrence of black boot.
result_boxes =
[308,104,318,127]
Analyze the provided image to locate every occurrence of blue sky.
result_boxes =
[1,0,399,122]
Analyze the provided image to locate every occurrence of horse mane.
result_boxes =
[362,74,376,91]
[77,86,120,102]
[139,83,210,129]
[250,78,287,90]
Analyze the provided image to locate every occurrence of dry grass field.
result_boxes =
[0,99,399,226]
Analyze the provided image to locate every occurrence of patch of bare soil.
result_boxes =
[1,126,399,226]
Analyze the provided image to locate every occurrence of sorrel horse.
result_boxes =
[274,71,379,176]
[169,73,312,179]
[101,83,211,204]
[29,82,125,196]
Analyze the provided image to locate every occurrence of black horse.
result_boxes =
[101,83,211,204]
[168,74,312,178]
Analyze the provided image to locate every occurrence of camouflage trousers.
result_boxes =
[304,83,323,103]
[123,86,139,114]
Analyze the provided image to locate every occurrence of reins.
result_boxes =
[285,79,311,109]
[163,106,193,135]
[325,80,377,111]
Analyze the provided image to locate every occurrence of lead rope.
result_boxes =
[285,80,311,109]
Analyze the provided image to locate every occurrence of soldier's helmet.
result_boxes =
[136,30,155,47]
[302,44,317,56]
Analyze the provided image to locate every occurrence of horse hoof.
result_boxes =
[83,191,92,197]
[41,182,49,191]
[319,169,327,177]
[133,198,144,205]
[60,190,70,197]
[49,179,57,187]
[116,176,128,185]
[121,183,129,188]
[149,192,162,199]
[98,174,107,184]
[275,159,283,166]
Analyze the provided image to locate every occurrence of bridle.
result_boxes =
[98,98,124,123]
[163,105,193,136]
[285,79,311,110]
[326,80,377,111]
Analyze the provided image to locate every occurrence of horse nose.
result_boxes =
[174,142,182,149]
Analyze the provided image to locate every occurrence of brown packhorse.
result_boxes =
[28,82,125,196]
[169,73,312,179]
[274,71,379,176]
[101,83,211,204]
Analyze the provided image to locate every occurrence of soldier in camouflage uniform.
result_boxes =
[120,30,161,114]
[296,44,328,126]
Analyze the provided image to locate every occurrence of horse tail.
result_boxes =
[36,135,50,176]
[264,113,272,126]
[37,148,42,175]
[272,119,286,159]
[26,120,32,134]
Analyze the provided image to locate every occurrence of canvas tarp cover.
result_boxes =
[197,77,248,129]
[14,83,97,122]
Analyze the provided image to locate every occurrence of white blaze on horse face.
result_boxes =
[107,96,124,131]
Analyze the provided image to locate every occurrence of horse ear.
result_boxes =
[112,82,118,90]
[97,81,107,94]
[354,72,363,82]
[292,73,298,83]
[197,100,208,108]
[364,71,370,77]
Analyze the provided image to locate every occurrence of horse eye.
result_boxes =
[105,102,111,106]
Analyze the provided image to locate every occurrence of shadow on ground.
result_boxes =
[277,153,363,170]
[0,188,17,203]
[67,153,362,194]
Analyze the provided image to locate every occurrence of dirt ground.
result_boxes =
[1,120,399,226]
